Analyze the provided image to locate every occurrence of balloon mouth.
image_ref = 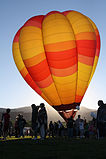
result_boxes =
[52,102,80,111]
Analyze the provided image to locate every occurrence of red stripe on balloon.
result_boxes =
[96,35,100,57]
[23,15,44,28]
[76,40,96,57]
[62,10,73,16]
[44,11,62,18]
[75,95,83,103]
[48,56,77,69]
[13,27,23,42]
[46,48,77,61]
[27,60,51,82]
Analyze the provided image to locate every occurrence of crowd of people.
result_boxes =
[0,100,106,140]
[48,115,97,139]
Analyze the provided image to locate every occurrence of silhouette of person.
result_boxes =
[67,116,75,138]
[0,120,3,137]
[31,104,39,140]
[38,103,47,140]
[97,100,106,138]
[49,121,54,137]
[75,115,81,137]
[18,114,26,137]
[14,116,20,138]
[2,108,11,140]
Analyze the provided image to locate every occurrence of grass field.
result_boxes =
[0,137,106,159]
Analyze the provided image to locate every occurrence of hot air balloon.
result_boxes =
[12,10,100,121]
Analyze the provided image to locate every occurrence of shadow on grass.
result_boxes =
[0,138,106,159]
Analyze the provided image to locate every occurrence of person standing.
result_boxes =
[97,100,106,139]
[18,114,26,138]
[14,116,20,138]
[0,120,3,137]
[67,116,75,138]
[49,121,54,138]
[79,119,84,138]
[31,104,39,140]
[75,115,81,137]
[2,108,11,140]
[38,103,47,140]
[58,120,64,137]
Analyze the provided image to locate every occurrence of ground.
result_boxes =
[0,137,106,159]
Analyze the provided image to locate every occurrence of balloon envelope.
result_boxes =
[12,10,100,119]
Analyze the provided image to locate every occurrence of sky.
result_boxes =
[0,0,106,110]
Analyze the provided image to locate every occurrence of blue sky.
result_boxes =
[0,0,106,110]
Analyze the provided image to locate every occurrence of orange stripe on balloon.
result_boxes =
[36,75,53,88]
[50,64,77,77]
[76,40,96,57]
[78,54,94,66]
[76,32,96,40]
[20,67,28,77]
[48,56,77,69]
[23,52,45,67]
[46,48,77,61]
[44,40,76,52]
[95,28,99,36]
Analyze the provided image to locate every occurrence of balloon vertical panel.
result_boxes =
[42,12,78,105]
[65,11,97,103]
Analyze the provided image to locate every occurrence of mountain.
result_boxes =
[0,106,97,122]
[75,106,97,121]
[0,105,64,122]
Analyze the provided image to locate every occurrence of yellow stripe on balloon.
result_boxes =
[76,87,87,97]
[52,72,77,84]
[61,96,75,104]
[52,73,77,104]
[41,83,62,105]
[19,26,45,60]
[41,93,53,106]
[42,13,76,44]
[88,56,99,85]
[56,81,76,91]
[66,11,95,34]
[12,43,25,71]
